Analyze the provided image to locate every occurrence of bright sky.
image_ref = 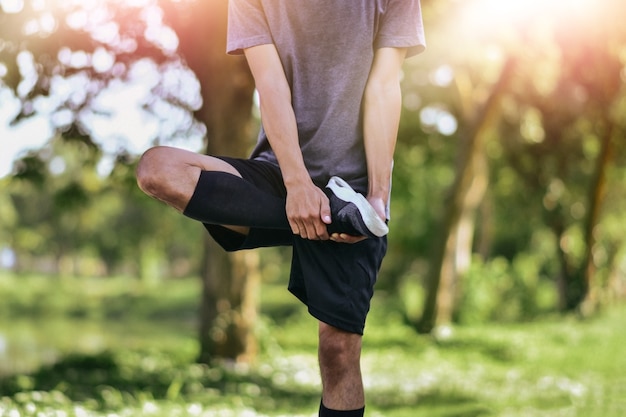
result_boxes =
[0,0,203,179]
[0,87,53,178]
[0,75,203,179]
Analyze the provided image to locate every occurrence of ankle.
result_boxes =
[319,400,365,417]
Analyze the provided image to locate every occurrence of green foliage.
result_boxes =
[457,255,558,324]
[2,138,203,279]
[0,274,200,320]
[391,0,626,319]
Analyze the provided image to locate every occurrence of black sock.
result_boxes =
[183,171,290,229]
[319,400,365,417]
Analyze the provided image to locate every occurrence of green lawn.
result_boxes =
[1,275,625,416]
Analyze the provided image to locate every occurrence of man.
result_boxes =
[136,0,425,415]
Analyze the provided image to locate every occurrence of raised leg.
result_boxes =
[136,146,241,212]
[136,146,293,234]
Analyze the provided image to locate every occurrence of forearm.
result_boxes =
[363,81,401,201]
[257,85,312,187]
[244,45,311,187]
[363,48,406,203]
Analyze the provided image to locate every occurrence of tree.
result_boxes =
[417,58,516,332]
[1,0,258,362]
[159,0,259,363]
[498,5,625,312]
[397,0,626,329]
[397,1,522,330]
[3,138,203,279]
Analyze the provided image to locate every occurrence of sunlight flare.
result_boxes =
[0,0,24,13]
[459,0,597,37]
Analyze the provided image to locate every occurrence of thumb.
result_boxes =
[320,199,332,225]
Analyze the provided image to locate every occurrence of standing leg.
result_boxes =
[318,322,366,416]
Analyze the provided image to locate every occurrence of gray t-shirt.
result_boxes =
[227,0,426,191]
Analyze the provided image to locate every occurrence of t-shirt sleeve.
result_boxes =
[226,0,273,55]
[375,0,426,58]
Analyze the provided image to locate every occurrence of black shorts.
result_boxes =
[203,157,387,335]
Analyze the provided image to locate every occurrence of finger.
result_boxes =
[304,221,320,240]
[292,216,309,239]
[330,233,367,244]
[288,219,300,235]
[313,219,329,240]
[309,217,329,240]
[290,218,308,239]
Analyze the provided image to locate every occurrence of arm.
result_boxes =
[363,47,408,220]
[243,44,331,240]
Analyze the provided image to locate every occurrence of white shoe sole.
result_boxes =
[326,176,389,237]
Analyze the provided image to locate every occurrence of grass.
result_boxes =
[1,274,625,416]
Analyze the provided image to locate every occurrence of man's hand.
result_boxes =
[286,180,332,240]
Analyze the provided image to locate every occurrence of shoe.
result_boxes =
[325,176,389,238]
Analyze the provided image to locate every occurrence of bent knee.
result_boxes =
[136,146,202,210]
[136,146,170,196]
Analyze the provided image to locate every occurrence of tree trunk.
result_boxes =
[579,116,616,315]
[417,57,515,333]
[198,237,260,364]
[550,217,577,311]
[438,148,489,324]
[161,0,258,363]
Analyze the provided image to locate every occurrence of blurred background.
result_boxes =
[1,0,625,416]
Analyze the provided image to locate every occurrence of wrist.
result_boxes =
[275,156,311,189]
[367,183,389,201]
[283,171,313,190]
